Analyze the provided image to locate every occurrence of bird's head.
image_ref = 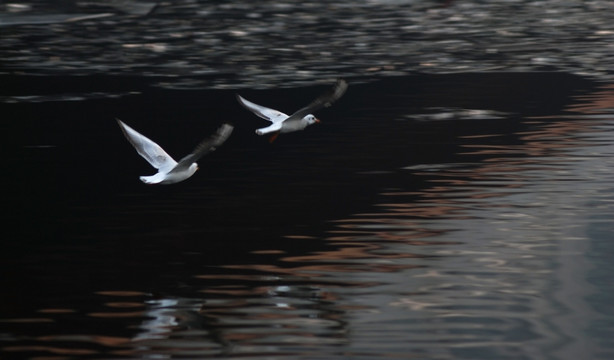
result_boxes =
[304,114,321,125]
[191,163,199,173]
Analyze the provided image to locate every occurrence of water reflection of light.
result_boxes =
[9,85,612,359]
[567,84,614,114]
[252,91,614,358]
[133,299,181,341]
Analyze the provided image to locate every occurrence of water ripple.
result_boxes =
[3,76,614,359]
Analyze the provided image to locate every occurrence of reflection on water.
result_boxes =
[2,78,614,359]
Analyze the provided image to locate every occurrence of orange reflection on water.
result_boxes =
[179,88,614,358]
[308,97,607,280]
[105,302,144,309]
[2,345,97,356]
[301,115,599,275]
[37,308,76,314]
[200,287,264,296]
[0,318,54,323]
[96,290,148,297]
[567,83,614,113]
[37,335,131,347]
[221,262,395,279]
[87,311,145,318]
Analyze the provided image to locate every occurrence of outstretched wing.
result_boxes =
[116,119,177,172]
[172,123,234,172]
[286,79,348,122]
[236,95,289,123]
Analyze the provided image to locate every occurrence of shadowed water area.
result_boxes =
[2,1,614,360]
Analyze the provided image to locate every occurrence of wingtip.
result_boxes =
[334,78,348,95]
[116,118,130,133]
[235,94,250,108]
[116,118,132,130]
[219,123,234,136]
[214,123,234,145]
[321,78,348,107]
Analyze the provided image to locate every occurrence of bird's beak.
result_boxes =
[315,118,321,124]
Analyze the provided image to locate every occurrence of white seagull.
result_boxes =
[236,79,347,142]
[116,119,233,184]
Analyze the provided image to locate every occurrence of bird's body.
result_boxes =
[139,163,198,185]
[237,79,347,142]
[116,119,233,184]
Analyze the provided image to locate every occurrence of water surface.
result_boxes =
[2,1,614,359]
[3,73,614,359]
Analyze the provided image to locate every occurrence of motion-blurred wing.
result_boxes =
[172,123,234,172]
[286,79,348,122]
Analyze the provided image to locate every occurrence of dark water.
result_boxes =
[3,1,614,360]
[3,72,614,360]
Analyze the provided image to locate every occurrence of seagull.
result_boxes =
[116,119,233,184]
[236,78,347,142]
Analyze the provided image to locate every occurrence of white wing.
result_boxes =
[116,119,177,173]
[236,95,289,123]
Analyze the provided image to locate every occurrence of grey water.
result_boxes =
[3,1,614,360]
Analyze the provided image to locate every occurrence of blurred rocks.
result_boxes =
[2,0,614,89]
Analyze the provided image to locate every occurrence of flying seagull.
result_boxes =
[116,119,233,184]
[236,78,347,142]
